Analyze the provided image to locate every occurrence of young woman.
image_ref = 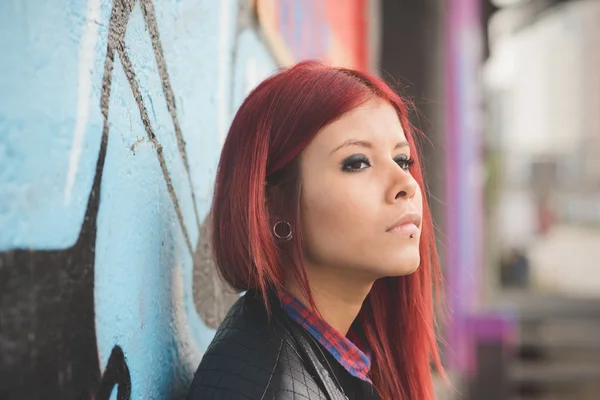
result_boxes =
[186,61,443,400]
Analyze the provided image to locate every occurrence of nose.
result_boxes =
[386,164,418,203]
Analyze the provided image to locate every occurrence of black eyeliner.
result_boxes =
[340,154,370,172]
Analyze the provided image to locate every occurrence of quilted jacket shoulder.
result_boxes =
[185,291,329,400]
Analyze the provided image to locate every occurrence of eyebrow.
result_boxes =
[330,139,409,154]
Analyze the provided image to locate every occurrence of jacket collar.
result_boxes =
[277,290,372,383]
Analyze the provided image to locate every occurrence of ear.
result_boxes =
[265,181,284,224]
[264,160,301,227]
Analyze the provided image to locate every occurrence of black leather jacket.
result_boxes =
[186,290,381,400]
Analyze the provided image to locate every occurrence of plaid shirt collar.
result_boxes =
[279,290,372,383]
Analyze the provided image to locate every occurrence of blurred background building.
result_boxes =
[1,0,599,399]
[484,0,600,297]
[475,1,600,399]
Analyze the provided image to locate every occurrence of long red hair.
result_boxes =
[210,61,443,399]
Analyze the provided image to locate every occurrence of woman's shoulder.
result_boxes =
[185,291,293,399]
[186,291,334,400]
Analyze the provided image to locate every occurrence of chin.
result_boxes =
[402,260,421,275]
[382,252,421,277]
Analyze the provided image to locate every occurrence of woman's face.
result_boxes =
[299,98,423,280]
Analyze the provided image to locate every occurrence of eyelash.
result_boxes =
[341,154,415,173]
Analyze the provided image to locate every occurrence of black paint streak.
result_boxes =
[93,1,137,397]
[97,345,131,400]
[116,40,193,254]
[139,0,202,233]
[101,0,195,255]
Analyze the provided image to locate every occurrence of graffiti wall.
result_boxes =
[255,0,370,70]
[0,0,276,398]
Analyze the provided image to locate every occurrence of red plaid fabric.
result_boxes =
[279,290,372,383]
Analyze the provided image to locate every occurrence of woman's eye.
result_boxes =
[341,155,371,172]
[395,155,415,172]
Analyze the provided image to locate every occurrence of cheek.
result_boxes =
[414,185,425,239]
[300,181,369,258]
[415,185,424,214]
[301,190,345,237]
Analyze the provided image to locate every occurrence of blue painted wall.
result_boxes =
[0,0,277,398]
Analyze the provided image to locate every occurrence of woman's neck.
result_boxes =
[286,265,375,335]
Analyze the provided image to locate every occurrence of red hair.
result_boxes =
[211,61,443,399]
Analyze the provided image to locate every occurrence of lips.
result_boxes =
[386,212,422,235]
